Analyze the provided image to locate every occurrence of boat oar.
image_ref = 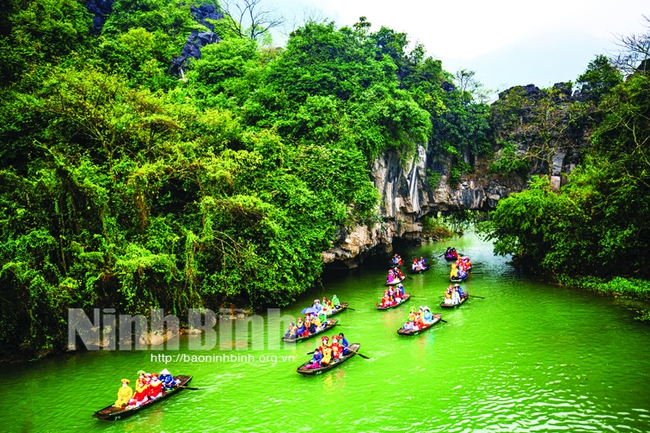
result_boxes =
[178,385,201,390]
[346,307,356,311]
[348,348,370,359]
[469,294,485,299]
[433,314,449,324]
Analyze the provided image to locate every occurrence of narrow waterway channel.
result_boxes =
[2,232,650,432]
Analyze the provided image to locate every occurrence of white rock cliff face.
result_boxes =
[322,144,522,267]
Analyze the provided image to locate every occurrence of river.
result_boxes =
[2,232,650,432]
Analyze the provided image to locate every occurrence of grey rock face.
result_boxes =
[324,144,523,266]
[85,0,115,34]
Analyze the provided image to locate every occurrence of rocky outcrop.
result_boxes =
[492,82,592,191]
[324,81,593,267]
[324,143,524,267]
[171,4,223,75]
[83,1,223,75]
[85,0,115,34]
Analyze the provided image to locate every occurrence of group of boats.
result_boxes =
[94,248,476,421]
[387,250,476,335]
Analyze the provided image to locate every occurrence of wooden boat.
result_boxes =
[385,275,406,285]
[397,314,442,336]
[328,302,349,317]
[376,293,410,310]
[92,375,193,421]
[302,302,349,316]
[282,318,338,343]
[450,273,469,283]
[450,263,470,283]
[440,294,469,309]
[410,264,430,274]
[296,343,361,375]
[444,248,459,261]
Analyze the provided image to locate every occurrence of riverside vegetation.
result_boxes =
[0,0,649,360]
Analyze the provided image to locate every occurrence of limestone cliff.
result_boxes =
[322,144,521,268]
[324,82,591,268]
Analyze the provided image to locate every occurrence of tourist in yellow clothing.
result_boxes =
[321,345,332,366]
[114,379,133,408]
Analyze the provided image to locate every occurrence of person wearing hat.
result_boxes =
[331,294,341,309]
[312,299,322,312]
[159,368,175,389]
[330,335,342,361]
[452,285,461,305]
[415,310,424,329]
[317,336,329,355]
[133,374,150,406]
[294,317,305,338]
[386,269,397,284]
[114,378,133,408]
[455,283,466,299]
[148,373,163,399]
[321,301,331,316]
[321,342,333,366]
[422,307,434,324]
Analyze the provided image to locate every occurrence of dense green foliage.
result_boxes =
[480,55,650,292]
[7,0,644,358]
[0,0,495,359]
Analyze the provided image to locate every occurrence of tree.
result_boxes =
[220,0,285,42]
[612,14,650,75]
[0,0,91,83]
[455,69,493,104]
[576,55,623,104]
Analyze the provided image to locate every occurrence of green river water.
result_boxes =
[2,232,650,432]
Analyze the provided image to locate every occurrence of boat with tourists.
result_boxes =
[376,292,410,310]
[444,247,460,262]
[386,266,407,285]
[296,343,362,375]
[450,256,472,282]
[397,313,443,336]
[386,275,407,285]
[283,318,339,343]
[410,257,430,274]
[440,295,468,309]
[441,283,468,308]
[300,296,349,317]
[92,374,193,421]
[328,302,349,316]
